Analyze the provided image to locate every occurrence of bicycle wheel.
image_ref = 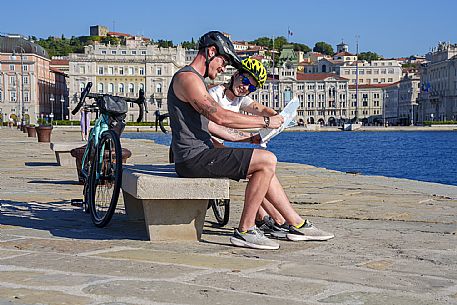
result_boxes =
[210,199,230,226]
[88,130,122,227]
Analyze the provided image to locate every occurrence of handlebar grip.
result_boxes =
[72,82,93,115]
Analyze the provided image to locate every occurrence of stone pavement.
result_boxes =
[0,127,456,305]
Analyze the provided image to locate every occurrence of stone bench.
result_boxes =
[122,164,229,242]
[50,142,84,167]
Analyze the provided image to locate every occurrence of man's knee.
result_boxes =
[251,150,277,171]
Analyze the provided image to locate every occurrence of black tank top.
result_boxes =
[167,66,214,163]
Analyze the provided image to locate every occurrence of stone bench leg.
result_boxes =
[123,191,208,241]
[55,151,76,167]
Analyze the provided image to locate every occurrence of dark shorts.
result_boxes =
[175,148,254,181]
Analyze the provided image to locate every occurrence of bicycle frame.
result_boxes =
[80,113,110,182]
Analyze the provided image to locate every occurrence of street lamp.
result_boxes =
[49,94,55,125]
[12,46,26,128]
[60,95,65,120]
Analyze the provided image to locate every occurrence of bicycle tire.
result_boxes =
[210,199,230,226]
[88,130,122,227]
[82,141,95,214]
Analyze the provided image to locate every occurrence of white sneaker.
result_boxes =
[230,227,280,250]
[286,220,334,241]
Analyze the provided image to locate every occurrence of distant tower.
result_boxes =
[337,41,348,53]
[90,25,109,37]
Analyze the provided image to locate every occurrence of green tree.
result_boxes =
[292,43,311,53]
[358,51,381,61]
[313,41,334,55]
[181,38,196,49]
[157,40,174,48]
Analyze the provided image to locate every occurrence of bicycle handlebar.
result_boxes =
[71,82,93,115]
[71,83,148,122]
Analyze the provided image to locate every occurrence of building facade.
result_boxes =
[68,43,186,122]
[0,36,68,125]
[417,42,457,123]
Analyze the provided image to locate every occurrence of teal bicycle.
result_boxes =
[71,82,147,227]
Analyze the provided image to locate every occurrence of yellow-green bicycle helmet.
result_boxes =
[240,58,267,87]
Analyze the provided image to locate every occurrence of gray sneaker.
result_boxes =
[230,227,280,250]
[256,216,289,239]
[286,219,335,241]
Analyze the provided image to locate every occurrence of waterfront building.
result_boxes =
[417,42,457,123]
[383,82,400,126]
[0,35,68,125]
[398,74,420,125]
[68,43,185,122]
[348,84,389,125]
[251,63,350,126]
[337,59,402,85]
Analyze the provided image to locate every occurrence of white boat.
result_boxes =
[343,122,362,131]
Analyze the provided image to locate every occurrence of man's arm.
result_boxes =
[208,121,259,143]
[173,72,284,129]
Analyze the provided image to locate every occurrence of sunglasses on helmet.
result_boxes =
[240,74,257,93]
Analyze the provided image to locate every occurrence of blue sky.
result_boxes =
[1,0,455,58]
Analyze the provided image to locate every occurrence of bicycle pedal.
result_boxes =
[71,199,83,207]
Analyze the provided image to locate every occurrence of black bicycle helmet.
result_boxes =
[198,31,242,77]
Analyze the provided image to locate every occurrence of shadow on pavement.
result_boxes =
[25,162,59,167]
[28,179,80,185]
[0,199,148,241]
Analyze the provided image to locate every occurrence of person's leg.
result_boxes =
[258,199,286,224]
[238,149,276,231]
[264,174,303,226]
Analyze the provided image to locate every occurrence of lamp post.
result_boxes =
[49,94,55,125]
[12,46,26,128]
[60,95,65,120]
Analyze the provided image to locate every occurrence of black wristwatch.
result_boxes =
[263,116,270,128]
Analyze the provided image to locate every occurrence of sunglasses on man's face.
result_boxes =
[240,74,257,93]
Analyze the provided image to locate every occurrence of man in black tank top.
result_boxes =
[168,31,334,250]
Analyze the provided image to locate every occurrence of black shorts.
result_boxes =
[175,148,253,181]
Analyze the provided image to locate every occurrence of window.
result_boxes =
[121,50,127,55]
[111,50,117,55]
[98,83,104,93]
[98,67,104,75]
[80,82,86,91]
[23,65,28,71]
[9,64,15,71]
[101,50,107,54]
[11,92,16,102]
[157,67,162,75]
[79,66,85,74]
[128,83,135,93]
[10,76,16,86]
[23,76,29,84]
[119,67,124,75]
[108,83,114,93]
[156,83,162,93]
[128,67,134,75]
[388,78,393,82]
[24,92,29,102]
[118,83,124,93]
[139,67,144,75]
[141,50,146,55]
[131,51,137,55]
[108,67,114,75]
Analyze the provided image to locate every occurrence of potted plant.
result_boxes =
[35,118,53,143]
[26,124,37,137]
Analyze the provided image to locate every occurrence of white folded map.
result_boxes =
[259,97,300,146]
